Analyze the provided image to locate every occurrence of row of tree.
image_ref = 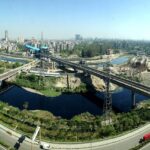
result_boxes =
[61,39,150,57]
[0,101,150,142]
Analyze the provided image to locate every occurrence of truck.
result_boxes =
[139,133,150,143]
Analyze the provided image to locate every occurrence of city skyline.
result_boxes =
[1,0,150,40]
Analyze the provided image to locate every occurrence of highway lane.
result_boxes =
[0,145,6,150]
[79,125,150,150]
[140,143,150,150]
[1,123,150,150]
[0,128,40,150]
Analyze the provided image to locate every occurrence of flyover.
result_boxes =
[0,60,39,82]
[43,55,150,106]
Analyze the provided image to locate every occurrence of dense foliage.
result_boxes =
[0,61,22,74]
[61,39,150,57]
[0,101,150,142]
[13,73,87,96]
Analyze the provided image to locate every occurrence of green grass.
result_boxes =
[39,88,61,97]
[0,140,15,150]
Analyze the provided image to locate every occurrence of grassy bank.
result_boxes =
[0,101,150,142]
[0,140,15,150]
[11,73,87,97]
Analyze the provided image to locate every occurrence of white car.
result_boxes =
[40,142,51,150]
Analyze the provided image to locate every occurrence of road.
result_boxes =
[1,123,150,150]
[0,128,40,150]
[140,143,150,150]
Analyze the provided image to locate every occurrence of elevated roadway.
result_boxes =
[48,55,150,98]
[0,60,39,81]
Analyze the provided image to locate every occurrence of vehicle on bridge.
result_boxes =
[139,132,150,143]
[79,59,86,65]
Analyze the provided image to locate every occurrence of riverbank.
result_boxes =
[0,100,150,143]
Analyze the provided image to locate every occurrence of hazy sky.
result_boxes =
[1,0,150,40]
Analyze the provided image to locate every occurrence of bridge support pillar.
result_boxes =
[73,68,77,73]
[52,62,55,70]
[131,91,136,108]
[67,74,70,89]
[0,80,3,87]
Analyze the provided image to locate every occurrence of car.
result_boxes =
[40,142,51,150]
[18,135,26,143]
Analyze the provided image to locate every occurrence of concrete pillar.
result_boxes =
[53,62,55,70]
[51,62,55,71]
[0,80,3,87]
[131,91,136,108]
[73,68,77,73]
[67,74,70,89]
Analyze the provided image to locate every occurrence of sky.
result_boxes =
[1,0,150,40]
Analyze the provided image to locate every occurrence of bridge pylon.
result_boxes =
[103,50,112,124]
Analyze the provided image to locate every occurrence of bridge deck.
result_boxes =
[49,55,150,97]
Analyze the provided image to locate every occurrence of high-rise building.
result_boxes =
[5,30,8,42]
[75,34,82,41]
[41,32,43,41]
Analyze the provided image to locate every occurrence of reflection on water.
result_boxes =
[0,86,102,119]
[110,56,129,65]
[0,56,27,64]
[0,86,148,119]
[98,56,130,67]
[97,87,148,112]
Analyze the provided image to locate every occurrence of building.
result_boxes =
[75,34,82,41]
[5,30,8,42]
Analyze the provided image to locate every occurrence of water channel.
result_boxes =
[0,56,28,64]
[0,55,149,119]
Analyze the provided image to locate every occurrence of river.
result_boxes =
[0,56,28,64]
[0,56,149,119]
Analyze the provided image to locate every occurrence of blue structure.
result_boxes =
[25,44,40,52]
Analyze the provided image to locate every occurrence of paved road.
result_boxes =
[0,128,40,150]
[1,123,150,150]
[0,145,6,150]
[140,143,150,150]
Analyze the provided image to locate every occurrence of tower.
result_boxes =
[103,49,112,124]
[5,30,8,42]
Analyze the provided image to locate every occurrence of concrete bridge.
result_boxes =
[44,55,150,107]
[0,60,39,84]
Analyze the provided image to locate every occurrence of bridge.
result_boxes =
[0,60,39,83]
[43,55,150,106]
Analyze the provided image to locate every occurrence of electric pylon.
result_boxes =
[103,49,112,124]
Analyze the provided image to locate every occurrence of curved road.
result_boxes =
[140,143,150,150]
[1,123,150,150]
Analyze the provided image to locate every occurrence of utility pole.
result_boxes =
[103,49,112,125]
